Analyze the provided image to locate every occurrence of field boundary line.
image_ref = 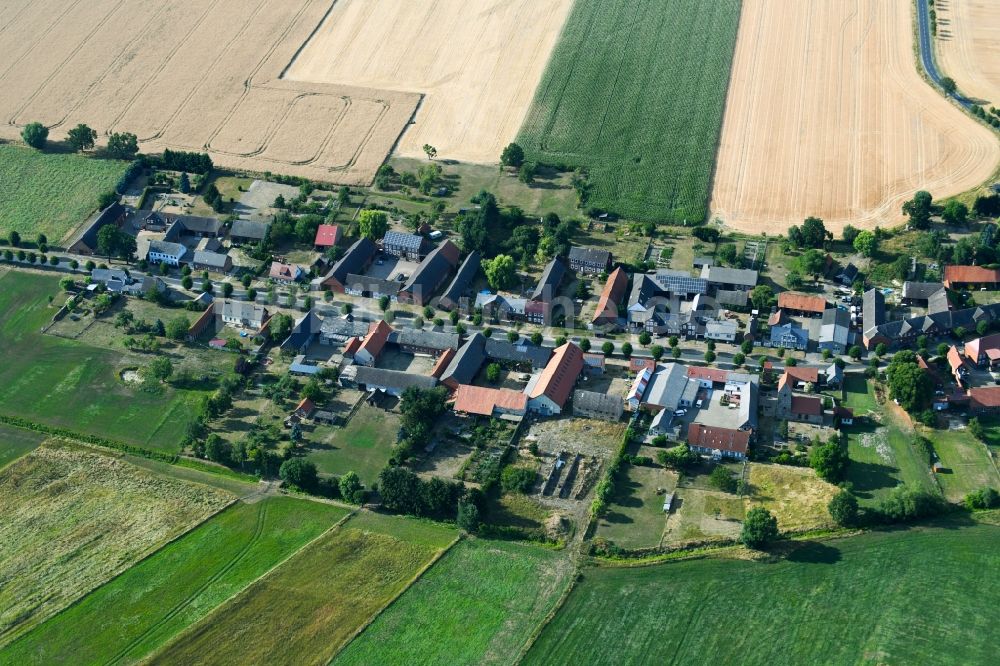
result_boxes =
[140,508,358,662]
[104,500,270,665]
[325,533,463,665]
[513,555,582,665]
[0,495,239,654]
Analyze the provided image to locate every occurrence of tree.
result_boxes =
[106,132,139,159]
[842,225,861,244]
[790,216,829,248]
[181,275,193,290]
[621,342,633,358]
[965,486,999,511]
[650,344,664,361]
[178,171,191,194]
[639,331,652,346]
[358,208,389,241]
[848,345,862,360]
[144,356,173,383]
[96,224,131,261]
[796,249,827,279]
[657,443,699,470]
[941,200,969,226]
[339,471,365,504]
[902,190,933,230]
[8,231,21,248]
[579,337,591,353]
[749,285,773,312]
[21,122,48,149]
[165,315,190,341]
[886,351,933,413]
[483,254,517,290]
[221,281,234,298]
[741,506,779,549]
[501,466,536,494]
[940,76,957,95]
[456,499,480,533]
[810,441,848,482]
[67,123,97,152]
[279,458,318,491]
[486,362,501,383]
[709,466,737,493]
[787,270,804,289]
[378,466,425,514]
[968,417,985,441]
[704,350,716,363]
[718,243,738,266]
[853,230,877,257]
[500,142,525,168]
[875,342,887,357]
[595,341,611,357]
[422,144,437,160]
[828,490,859,526]
[733,352,745,367]
[204,434,231,465]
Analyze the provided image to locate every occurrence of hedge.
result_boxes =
[589,426,634,520]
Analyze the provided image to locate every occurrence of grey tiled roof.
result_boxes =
[531,257,566,301]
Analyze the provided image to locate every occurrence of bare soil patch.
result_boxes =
[711,0,999,234]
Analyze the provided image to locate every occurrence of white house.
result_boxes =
[147,240,187,266]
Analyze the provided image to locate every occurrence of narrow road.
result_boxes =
[915,0,972,108]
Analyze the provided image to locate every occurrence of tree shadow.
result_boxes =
[602,510,635,525]
[847,459,899,499]
[785,541,842,564]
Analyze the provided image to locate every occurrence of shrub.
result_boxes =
[964,487,999,511]
[709,465,737,493]
[827,490,859,527]
[500,466,536,494]
[740,507,779,549]
[339,471,365,504]
[877,484,946,523]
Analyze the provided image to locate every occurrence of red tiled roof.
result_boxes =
[686,423,750,455]
[790,395,823,416]
[295,397,315,415]
[313,224,341,247]
[943,265,1000,286]
[784,366,819,383]
[767,310,786,326]
[269,262,303,280]
[947,345,967,375]
[969,386,1000,409]
[430,347,456,379]
[453,385,527,416]
[592,267,628,323]
[359,320,392,359]
[687,366,729,383]
[777,292,827,313]
[343,337,362,356]
[964,333,1000,362]
[529,342,584,408]
[630,358,656,373]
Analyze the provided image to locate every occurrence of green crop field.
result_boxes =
[526,520,1000,665]
[0,442,231,647]
[516,0,741,223]
[147,512,455,666]
[1,496,345,665]
[0,423,46,470]
[306,403,402,484]
[335,539,573,665]
[0,144,126,242]
[921,426,1000,502]
[0,271,218,453]
[596,462,673,550]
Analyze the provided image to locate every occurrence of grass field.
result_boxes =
[920,426,1000,502]
[0,144,126,242]
[0,442,231,646]
[0,423,45,470]
[842,377,935,504]
[306,403,401,484]
[745,463,839,531]
[147,511,455,666]
[335,539,573,666]
[596,461,675,550]
[0,271,214,453]
[516,0,741,223]
[1,497,345,665]
[526,520,1000,665]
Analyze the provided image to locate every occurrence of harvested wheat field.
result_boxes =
[0,0,418,184]
[283,0,574,163]
[711,0,999,234]
[936,0,1000,106]
[0,441,231,647]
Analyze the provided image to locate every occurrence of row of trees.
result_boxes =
[20,121,139,159]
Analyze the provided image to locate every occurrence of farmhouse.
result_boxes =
[567,246,612,274]
[943,265,1000,290]
[592,267,628,328]
[382,230,428,260]
[485,338,551,369]
[269,262,305,284]
[572,390,624,422]
[146,240,188,266]
[964,333,1000,368]
[777,292,827,317]
[398,240,460,305]
[319,237,377,292]
[835,263,859,286]
[525,342,584,416]
[452,385,527,418]
[313,224,341,250]
[704,319,738,343]
[700,265,758,292]
[319,316,370,346]
[716,289,749,308]
[776,371,823,424]
[340,365,437,396]
[818,307,851,354]
[230,220,270,245]
[280,309,324,354]
[902,281,949,313]
[531,257,566,303]
[145,212,224,238]
[352,320,393,367]
[391,329,460,356]
[686,423,750,460]
[68,203,128,255]
[863,287,1000,350]
[439,251,481,311]
[344,273,400,300]
[475,293,544,325]
[947,345,971,386]
[220,300,269,330]
[769,322,808,351]
[440,332,487,389]
[191,250,233,274]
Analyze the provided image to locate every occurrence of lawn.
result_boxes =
[0,423,46,470]
[0,442,231,647]
[526,521,1000,665]
[516,0,741,223]
[305,403,401,484]
[1,496,345,665]
[146,511,455,666]
[0,271,215,453]
[842,377,936,504]
[335,539,573,666]
[921,426,1000,502]
[745,463,839,531]
[596,460,675,550]
[0,144,126,242]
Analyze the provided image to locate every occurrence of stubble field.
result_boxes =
[283,0,573,164]
[0,442,231,647]
[936,0,1000,106]
[0,0,417,184]
[710,0,999,234]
